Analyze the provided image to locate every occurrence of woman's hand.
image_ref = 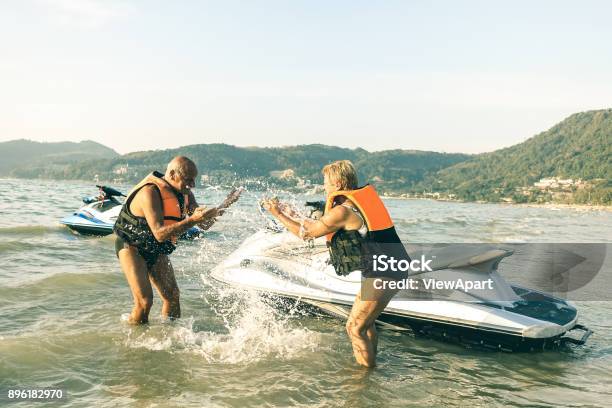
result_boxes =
[261,197,282,217]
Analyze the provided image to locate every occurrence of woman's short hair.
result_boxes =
[322,160,359,190]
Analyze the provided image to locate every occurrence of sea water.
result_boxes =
[0,178,611,407]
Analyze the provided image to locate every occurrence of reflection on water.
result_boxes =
[0,178,611,407]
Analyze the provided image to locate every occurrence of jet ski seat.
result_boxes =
[406,245,514,273]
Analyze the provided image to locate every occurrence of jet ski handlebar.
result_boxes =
[305,201,325,212]
[96,185,126,198]
[305,200,325,219]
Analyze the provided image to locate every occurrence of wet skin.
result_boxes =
[262,173,397,367]
[118,164,241,324]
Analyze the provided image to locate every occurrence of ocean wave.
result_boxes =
[0,224,65,236]
[0,270,121,295]
[395,217,470,228]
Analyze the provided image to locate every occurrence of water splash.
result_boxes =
[123,208,324,364]
[123,291,322,364]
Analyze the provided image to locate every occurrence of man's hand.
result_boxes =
[189,206,220,224]
[219,187,243,209]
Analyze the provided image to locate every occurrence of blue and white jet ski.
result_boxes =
[61,185,202,239]
[60,185,125,236]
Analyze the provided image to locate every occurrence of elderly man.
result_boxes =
[114,156,241,324]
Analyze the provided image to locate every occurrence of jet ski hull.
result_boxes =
[295,298,587,352]
[61,214,202,239]
[214,273,587,352]
[61,214,114,236]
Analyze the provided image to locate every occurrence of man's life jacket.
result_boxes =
[324,184,409,276]
[113,171,189,255]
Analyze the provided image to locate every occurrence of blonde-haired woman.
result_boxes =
[263,160,408,367]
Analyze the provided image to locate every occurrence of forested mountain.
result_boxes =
[4,142,468,191]
[1,109,609,204]
[419,109,611,204]
[0,139,118,174]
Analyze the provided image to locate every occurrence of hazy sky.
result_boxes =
[1,0,611,154]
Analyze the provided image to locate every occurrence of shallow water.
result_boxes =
[0,178,611,407]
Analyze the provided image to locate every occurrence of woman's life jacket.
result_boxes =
[324,184,409,276]
[113,171,189,255]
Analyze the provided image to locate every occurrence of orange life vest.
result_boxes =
[324,184,394,242]
[323,184,407,276]
[127,172,190,230]
[116,171,189,245]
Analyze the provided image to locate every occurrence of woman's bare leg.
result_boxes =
[346,281,397,367]
[366,324,378,355]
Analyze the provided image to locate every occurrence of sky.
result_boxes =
[0,0,611,155]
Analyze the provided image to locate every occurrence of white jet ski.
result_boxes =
[210,226,592,351]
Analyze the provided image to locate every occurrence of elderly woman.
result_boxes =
[262,160,408,367]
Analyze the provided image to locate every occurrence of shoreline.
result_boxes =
[2,178,609,212]
[510,202,612,212]
[382,195,611,212]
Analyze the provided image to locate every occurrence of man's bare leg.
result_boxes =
[149,255,181,320]
[118,246,154,324]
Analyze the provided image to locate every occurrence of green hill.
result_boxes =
[2,109,609,205]
[86,144,470,190]
[0,139,119,175]
[421,109,611,204]
[2,140,470,191]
